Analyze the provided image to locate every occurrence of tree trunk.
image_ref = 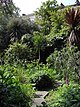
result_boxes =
[64,72,69,85]
[38,48,40,63]
[68,30,80,47]
[68,30,77,46]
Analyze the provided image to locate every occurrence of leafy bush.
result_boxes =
[47,46,80,83]
[4,42,34,64]
[0,65,33,107]
[46,84,80,107]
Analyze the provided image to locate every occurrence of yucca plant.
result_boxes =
[65,8,80,47]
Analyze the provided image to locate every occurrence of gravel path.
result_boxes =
[32,91,49,107]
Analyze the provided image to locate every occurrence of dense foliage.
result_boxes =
[46,84,80,107]
[4,42,34,64]
[0,65,33,107]
[47,46,80,84]
[0,0,80,107]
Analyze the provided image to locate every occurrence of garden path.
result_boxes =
[32,91,49,107]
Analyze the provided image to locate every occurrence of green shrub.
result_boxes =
[47,46,80,83]
[46,84,80,107]
[0,65,32,107]
[4,42,34,64]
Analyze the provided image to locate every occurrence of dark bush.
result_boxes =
[30,71,53,90]
[35,74,53,90]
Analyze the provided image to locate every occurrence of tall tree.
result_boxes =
[0,0,19,17]
[0,0,19,51]
[35,0,59,35]
[33,31,47,62]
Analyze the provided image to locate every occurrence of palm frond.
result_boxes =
[65,8,80,28]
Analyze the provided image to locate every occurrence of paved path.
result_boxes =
[32,91,49,107]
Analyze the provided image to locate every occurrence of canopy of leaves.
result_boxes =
[35,0,59,35]
[0,0,19,17]
[47,9,70,43]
